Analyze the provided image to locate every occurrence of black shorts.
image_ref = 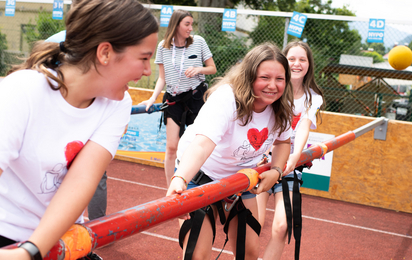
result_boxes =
[162,82,207,127]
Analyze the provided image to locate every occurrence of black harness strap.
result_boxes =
[179,206,216,260]
[282,176,293,244]
[222,198,261,260]
[292,170,302,260]
[179,169,260,260]
[178,169,226,260]
[281,169,305,260]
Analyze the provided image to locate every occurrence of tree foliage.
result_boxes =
[197,19,249,82]
[361,51,384,63]
[249,0,362,79]
[25,11,65,50]
[0,31,8,76]
[361,42,386,56]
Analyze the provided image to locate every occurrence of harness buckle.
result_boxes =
[160,102,169,111]
[160,100,176,111]
[191,170,205,185]
[224,194,240,212]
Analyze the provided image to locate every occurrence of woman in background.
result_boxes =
[140,9,216,187]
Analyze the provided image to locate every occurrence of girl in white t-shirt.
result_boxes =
[167,43,294,260]
[139,10,216,188]
[0,1,158,259]
[256,40,325,260]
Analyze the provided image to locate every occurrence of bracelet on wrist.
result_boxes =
[18,241,42,260]
[171,175,188,187]
[271,166,283,181]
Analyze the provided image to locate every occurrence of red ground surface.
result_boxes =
[90,159,412,260]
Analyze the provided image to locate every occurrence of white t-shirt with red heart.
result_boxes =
[290,89,323,154]
[0,69,132,242]
[177,84,291,181]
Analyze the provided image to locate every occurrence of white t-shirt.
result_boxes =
[177,84,292,181]
[155,35,213,96]
[290,89,323,154]
[0,69,132,241]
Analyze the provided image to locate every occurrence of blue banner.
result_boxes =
[367,18,385,43]
[160,5,173,27]
[287,11,307,38]
[5,0,16,17]
[52,0,64,20]
[222,9,237,32]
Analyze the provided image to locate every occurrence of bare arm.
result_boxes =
[185,57,217,78]
[0,141,112,259]
[253,138,291,194]
[284,118,312,175]
[166,134,216,197]
[139,64,166,111]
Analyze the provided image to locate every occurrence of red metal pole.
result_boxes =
[3,131,359,259]
[3,173,252,260]
[253,131,356,173]
[86,172,250,248]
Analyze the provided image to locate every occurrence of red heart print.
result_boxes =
[65,140,84,169]
[247,128,268,151]
[292,113,301,130]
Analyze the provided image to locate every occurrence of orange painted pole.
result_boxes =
[4,118,386,259]
[3,171,258,260]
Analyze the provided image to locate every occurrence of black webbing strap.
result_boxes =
[282,177,293,244]
[222,198,261,260]
[191,169,227,225]
[179,206,216,260]
[281,170,304,260]
[292,170,302,260]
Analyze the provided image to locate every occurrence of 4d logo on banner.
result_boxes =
[367,18,385,43]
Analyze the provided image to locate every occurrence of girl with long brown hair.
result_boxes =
[140,9,216,187]
[167,42,293,260]
[0,1,158,259]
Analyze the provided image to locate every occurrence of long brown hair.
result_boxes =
[162,9,193,49]
[283,40,324,122]
[205,43,294,135]
[8,0,159,95]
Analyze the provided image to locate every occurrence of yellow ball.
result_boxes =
[388,45,412,70]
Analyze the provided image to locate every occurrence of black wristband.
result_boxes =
[18,241,42,260]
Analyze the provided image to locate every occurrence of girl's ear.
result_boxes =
[96,42,113,65]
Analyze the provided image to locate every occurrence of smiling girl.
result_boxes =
[140,9,216,187]
[0,1,158,259]
[166,43,294,260]
[256,40,324,260]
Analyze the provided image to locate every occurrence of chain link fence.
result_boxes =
[1,1,412,121]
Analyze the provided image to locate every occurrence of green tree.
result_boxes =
[249,0,362,77]
[198,21,249,81]
[361,51,384,63]
[361,42,386,56]
[0,30,8,76]
[25,11,65,50]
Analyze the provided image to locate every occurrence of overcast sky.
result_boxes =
[330,0,412,22]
